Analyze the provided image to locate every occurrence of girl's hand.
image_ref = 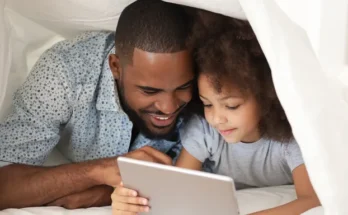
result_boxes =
[112,182,150,215]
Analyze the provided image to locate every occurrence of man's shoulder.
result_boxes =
[50,31,114,53]
[39,31,115,69]
[32,31,115,87]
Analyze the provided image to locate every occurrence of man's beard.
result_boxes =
[117,82,183,140]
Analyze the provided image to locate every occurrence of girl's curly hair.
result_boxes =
[187,9,293,142]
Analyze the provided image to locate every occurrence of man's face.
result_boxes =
[110,48,194,139]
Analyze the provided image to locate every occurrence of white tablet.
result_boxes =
[117,157,240,215]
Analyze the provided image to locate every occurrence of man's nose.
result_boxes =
[154,93,180,115]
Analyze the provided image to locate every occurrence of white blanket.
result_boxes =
[1,0,347,214]
[0,187,323,215]
[0,149,323,215]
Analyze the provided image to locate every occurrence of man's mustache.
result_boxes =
[140,103,188,116]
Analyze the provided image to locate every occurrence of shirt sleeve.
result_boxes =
[179,115,221,162]
[282,140,305,171]
[0,161,11,167]
[0,49,73,165]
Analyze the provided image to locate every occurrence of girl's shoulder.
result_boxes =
[180,114,223,146]
[181,114,215,135]
[179,115,225,162]
[273,139,304,171]
[277,138,300,154]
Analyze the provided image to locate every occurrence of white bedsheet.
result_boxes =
[0,186,323,215]
[0,149,323,215]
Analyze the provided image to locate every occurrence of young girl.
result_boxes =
[111,10,320,215]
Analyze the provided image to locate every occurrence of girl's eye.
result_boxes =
[203,104,212,108]
[177,83,192,90]
[226,105,240,110]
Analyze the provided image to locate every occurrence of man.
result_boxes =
[0,0,195,209]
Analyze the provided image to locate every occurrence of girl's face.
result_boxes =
[198,73,262,143]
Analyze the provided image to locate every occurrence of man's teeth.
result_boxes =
[154,116,169,120]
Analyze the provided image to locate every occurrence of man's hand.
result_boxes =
[99,146,173,187]
[125,146,173,165]
[47,185,113,209]
[46,146,171,209]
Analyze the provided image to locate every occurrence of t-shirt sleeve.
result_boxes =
[179,115,221,162]
[282,140,305,171]
[0,49,73,166]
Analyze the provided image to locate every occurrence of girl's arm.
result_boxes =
[250,164,321,215]
[175,148,202,171]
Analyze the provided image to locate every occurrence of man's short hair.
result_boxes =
[115,0,190,64]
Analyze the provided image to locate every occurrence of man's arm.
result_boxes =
[0,158,119,209]
[0,47,102,209]
[0,146,172,210]
[46,185,114,209]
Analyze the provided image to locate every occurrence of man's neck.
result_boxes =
[130,126,139,146]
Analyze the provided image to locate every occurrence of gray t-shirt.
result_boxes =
[181,115,304,190]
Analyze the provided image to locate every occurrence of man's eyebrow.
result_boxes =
[136,86,162,92]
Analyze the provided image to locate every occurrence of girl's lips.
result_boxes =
[218,128,236,136]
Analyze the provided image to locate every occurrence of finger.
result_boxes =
[126,149,156,163]
[112,210,138,215]
[116,196,148,205]
[141,146,172,165]
[114,186,138,197]
[46,199,62,206]
[112,202,150,213]
[46,196,67,207]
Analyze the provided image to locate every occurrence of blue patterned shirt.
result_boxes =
[0,31,182,165]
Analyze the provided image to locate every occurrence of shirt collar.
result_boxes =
[132,117,185,149]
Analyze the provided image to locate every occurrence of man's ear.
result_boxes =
[109,54,122,80]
